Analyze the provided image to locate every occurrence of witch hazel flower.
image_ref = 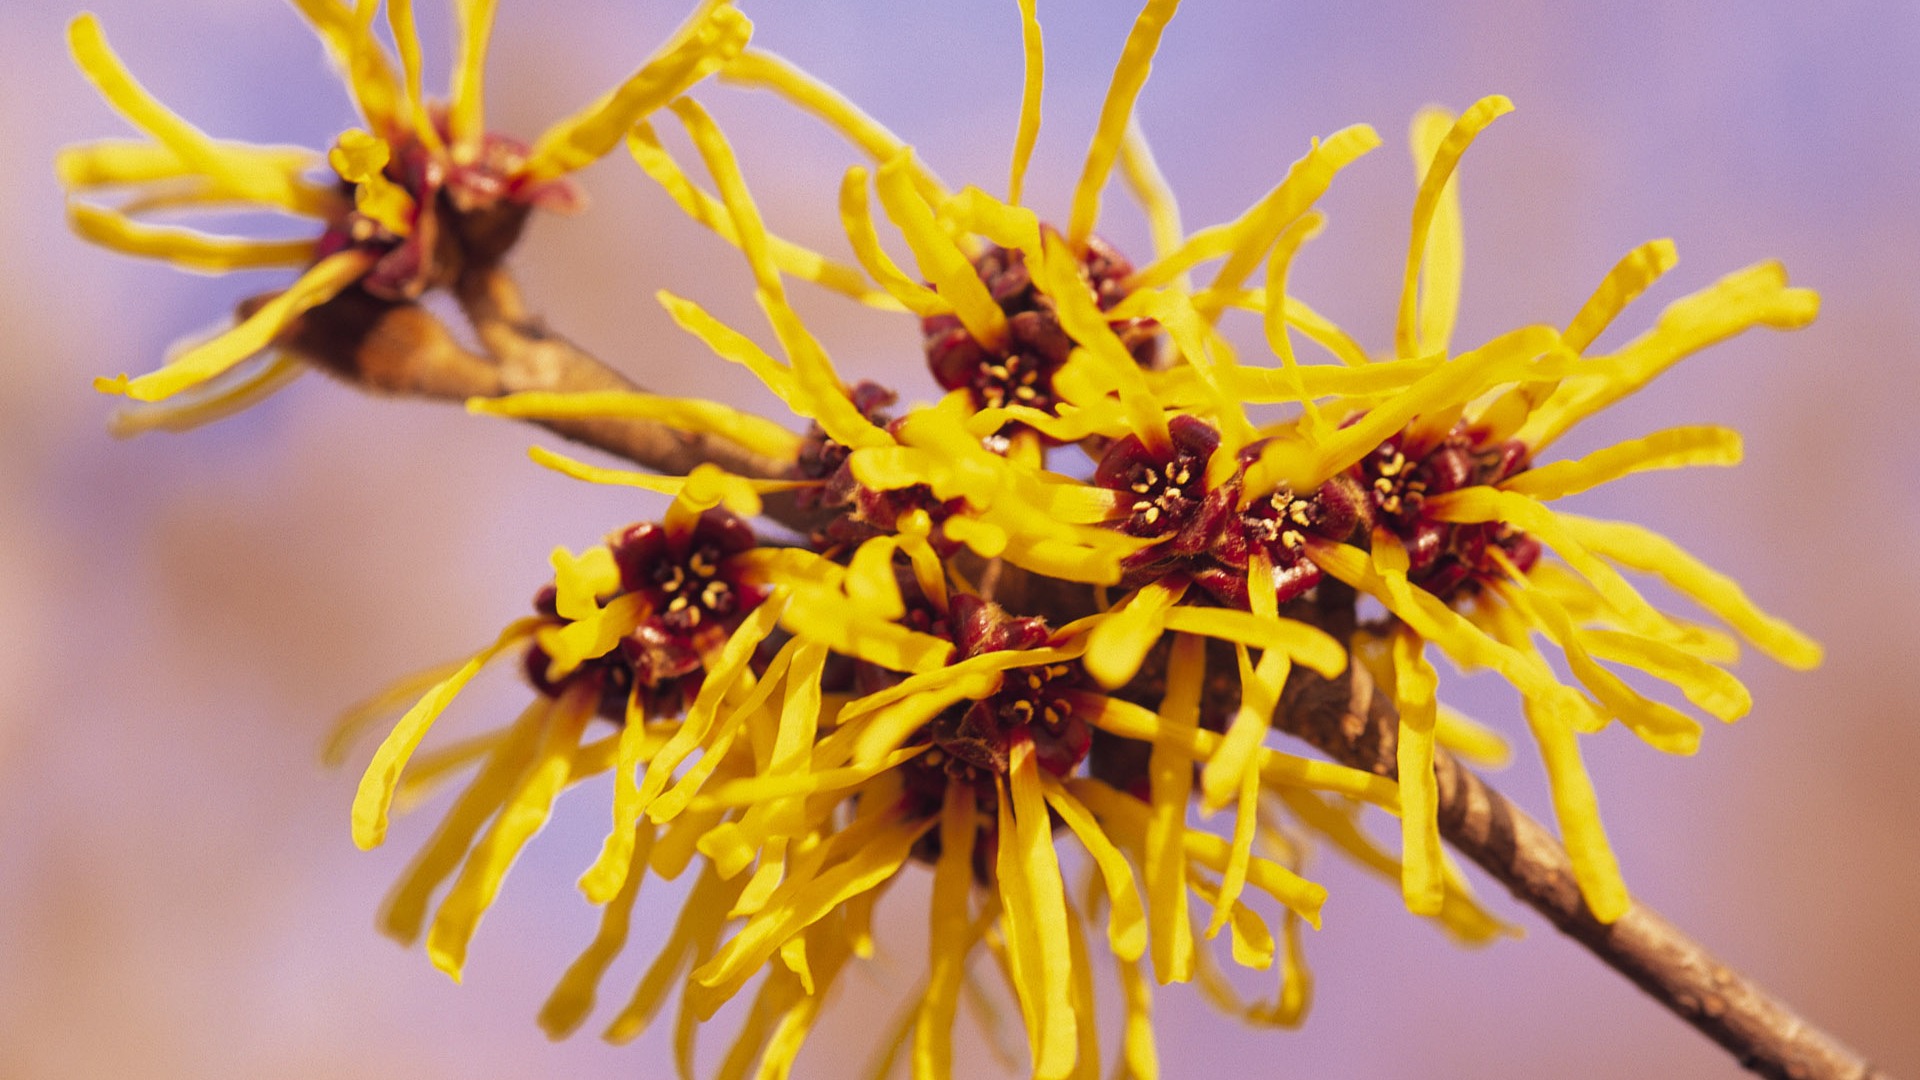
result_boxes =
[62,0,750,420]
[296,1,1831,1077]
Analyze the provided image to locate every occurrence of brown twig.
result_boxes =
[1279,653,1887,1080]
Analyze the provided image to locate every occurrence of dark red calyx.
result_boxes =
[949,593,1049,658]
[611,511,765,639]
[316,124,580,302]
[1095,415,1231,555]
[1350,422,1540,601]
[896,597,1092,818]
[922,235,1159,423]
[790,382,940,552]
[792,382,898,501]
[522,510,770,721]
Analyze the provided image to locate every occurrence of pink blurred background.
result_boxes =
[2,1,1916,1077]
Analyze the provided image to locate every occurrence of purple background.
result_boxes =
[2,2,1916,1077]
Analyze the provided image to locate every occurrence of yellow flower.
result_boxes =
[318,1,1822,1074]
[689,0,1382,461]
[61,0,752,417]
[1168,96,1824,923]
[337,472,797,982]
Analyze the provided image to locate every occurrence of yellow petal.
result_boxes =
[1578,627,1750,723]
[1007,0,1045,207]
[106,351,307,439]
[1308,537,1591,725]
[1198,642,1287,816]
[286,0,403,133]
[689,748,927,814]
[578,693,666,904]
[848,676,1000,768]
[1158,607,1345,679]
[1275,787,1516,946]
[427,685,595,980]
[327,130,417,236]
[633,595,788,816]
[941,187,1044,260]
[778,583,954,674]
[1061,889,1103,1079]
[1008,741,1078,1080]
[669,99,893,453]
[95,249,374,403]
[1065,0,1182,249]
[1144,633,1202,983]
[1501,425,1741,502]
[1039,232,1168,450]
[691,815,932,1013]
[628,126,901,310]
[874,151,1008,349]
[1192,124,1381,317]
[67,201,316,273]
[1391,628,1445,916]
[603,866,744,1044]
[473,390,802,463]
[912,783,976,1080]
[846,536,907,621]
[1259,212,1332,439]
[1523,697,1630,923]
[838,642,1084,727]
[520,7,751,184]
[835,166,950,318]
[539,823,654,1038]
[1287,324,1569,489]
[1182,831,1325,930]
[993,781,1045,1069]
[382,0,443,154]
[526,446,805,517]
[720,48,948,203]
[648,664,787,826]
[350,617,543,849]
[67,14,334,215]
[537,592,646,681]
[1117,117,1184,283]
[55,139,203,188]
[1042,776,1148,963]
[1564,238,1680,353]
[1406,105,1468,358]
[1558,514,1822,669]
[548,543,620,622]
[378,697,548,943]
[1428,487,1677,638]
[1079,693,1398,810]
[1187,868,1274,970]
[1395,96,1510,359]
[1491,572,1704,755]
[1114,952,1161,1080]
[447,0,500,152]
[750,924,854,1079]
[1083,579,1186,690]
[1204,763,1264,940]
[1221,353,1441,404]
[1518,260,1819,452]
[656,289,795,399]
[1433,705,1512,768]
[324,656,465,767]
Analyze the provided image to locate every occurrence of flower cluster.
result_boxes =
[63,0,749,420]
[72,2,1821,1078]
